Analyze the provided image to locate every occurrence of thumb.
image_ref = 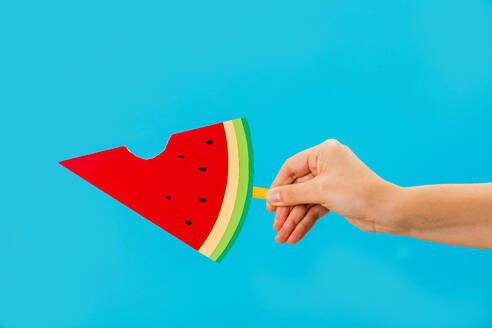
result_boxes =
[266,178,322,206]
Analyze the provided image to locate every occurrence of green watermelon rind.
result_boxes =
[210,118,253,262]
[210,118,250,261]
[215,118,254,263]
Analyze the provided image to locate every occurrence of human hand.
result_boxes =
[266,139,403,244]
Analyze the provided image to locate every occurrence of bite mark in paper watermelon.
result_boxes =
[60,118,253,262]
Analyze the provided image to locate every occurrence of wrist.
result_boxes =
[368,182,413,236]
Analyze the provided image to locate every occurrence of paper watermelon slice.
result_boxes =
[60,118,253,262]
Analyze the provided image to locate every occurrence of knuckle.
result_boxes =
[324,138,340,147]
[322,138,343,154]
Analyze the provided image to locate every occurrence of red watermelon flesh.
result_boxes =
[60,122,229,250]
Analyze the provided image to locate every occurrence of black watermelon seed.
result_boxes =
[165,196,171,200]
[198,166,207,172]
[177,155,184,158]
[205,140,213,144]
[198,198,206,203]
[185,220,192,226]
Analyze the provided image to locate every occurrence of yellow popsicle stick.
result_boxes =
[252,187,269,199]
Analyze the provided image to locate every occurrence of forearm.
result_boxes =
[385,183,492,249]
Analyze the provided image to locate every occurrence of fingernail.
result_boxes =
[275,234,284,243]
[266,190,280,202]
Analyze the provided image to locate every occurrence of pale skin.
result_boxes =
[266,139,492,249]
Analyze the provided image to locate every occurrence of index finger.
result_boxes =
[271,148,313,188]
[266,147,314,212]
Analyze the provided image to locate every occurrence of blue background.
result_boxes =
[1,0,492,327]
